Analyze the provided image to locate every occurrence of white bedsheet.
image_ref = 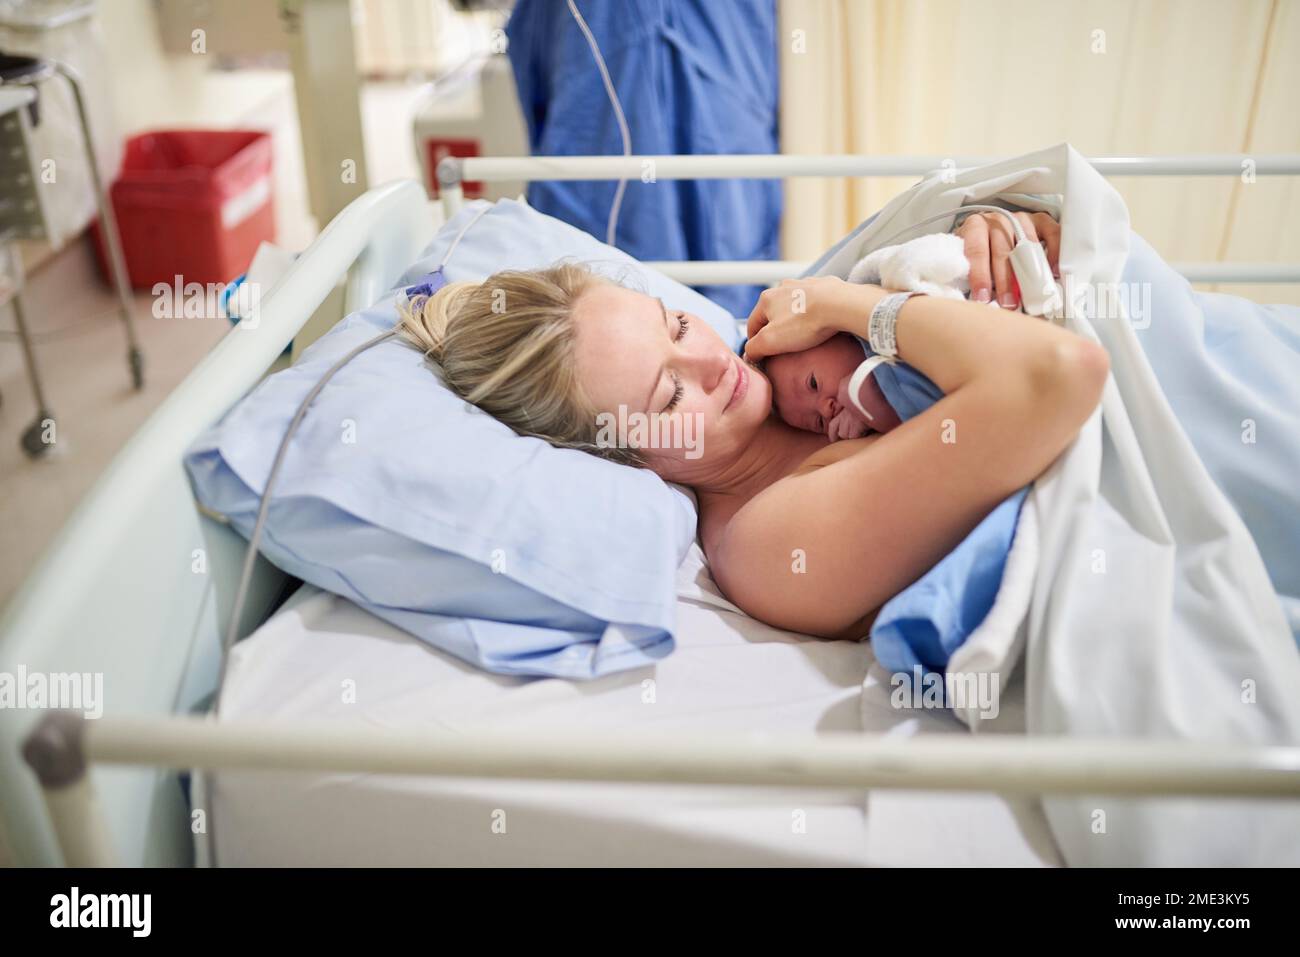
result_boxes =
[813,143,1300,866]
[201,544,1060,866]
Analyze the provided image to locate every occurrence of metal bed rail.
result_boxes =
[436,153,1300,286]
[0,179,438,867]
[24,711,1300,866]
[643,260,1300,286]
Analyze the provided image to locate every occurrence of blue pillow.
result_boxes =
[185,198,737,679]
[395,198,740,349]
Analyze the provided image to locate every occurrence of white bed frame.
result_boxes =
[438,153,1300,285]
[3,155,1300,868]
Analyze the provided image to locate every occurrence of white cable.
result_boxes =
[864,203,1061,316]
[869,204,1029,252]
[218,205,493,700]
[440,203,494,267]
[209,205,494,866]
[566,0,631,247]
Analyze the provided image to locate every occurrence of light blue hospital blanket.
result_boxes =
[1124,232,1300,639]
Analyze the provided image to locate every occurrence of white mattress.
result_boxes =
[201,544,1061,866]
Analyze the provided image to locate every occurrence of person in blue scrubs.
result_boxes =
[505,0,781,317]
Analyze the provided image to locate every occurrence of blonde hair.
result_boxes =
[397,262,643,466]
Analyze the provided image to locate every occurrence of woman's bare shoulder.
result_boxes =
[697,432,884,636]
[698,433,881,560]
[788,432,881,476]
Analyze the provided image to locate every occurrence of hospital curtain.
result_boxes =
[778,0,1300,305]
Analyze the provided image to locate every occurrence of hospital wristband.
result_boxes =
[867,291,922,359]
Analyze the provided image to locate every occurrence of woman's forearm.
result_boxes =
[836,286,1090,396]
[836,286,1109,446]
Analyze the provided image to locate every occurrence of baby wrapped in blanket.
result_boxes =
[765,332,903,439]
[764,232,975,439]
[757,229,1031,681]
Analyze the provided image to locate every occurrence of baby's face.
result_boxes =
[765,333,866,435]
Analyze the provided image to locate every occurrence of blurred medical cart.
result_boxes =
[0,51,142,458]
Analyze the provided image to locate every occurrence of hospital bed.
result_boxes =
[3,153,1300,867]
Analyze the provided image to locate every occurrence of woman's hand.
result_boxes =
[957,211,1061,309]
[744,276,881,363]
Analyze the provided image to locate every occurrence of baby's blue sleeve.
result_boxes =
[851,336,944,421]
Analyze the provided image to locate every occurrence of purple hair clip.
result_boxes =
[405,267,448,300]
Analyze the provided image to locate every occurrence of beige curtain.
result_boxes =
[779,0,1300,305]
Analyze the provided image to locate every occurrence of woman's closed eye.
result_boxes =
[659,313,689,411]
[664,373,684,412]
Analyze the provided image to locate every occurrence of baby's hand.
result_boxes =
[826,406,869,442]
[826,382,870,442]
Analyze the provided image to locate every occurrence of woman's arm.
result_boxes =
[720,279,1107,638]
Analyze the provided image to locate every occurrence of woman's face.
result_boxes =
[571,283,771,483]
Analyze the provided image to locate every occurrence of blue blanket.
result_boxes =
[1124,233,1300,638]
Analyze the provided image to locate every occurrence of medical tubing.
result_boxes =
[442,203,494,264]
[566,0,631,247]
[217,204,494,701]
[216,328,398,702]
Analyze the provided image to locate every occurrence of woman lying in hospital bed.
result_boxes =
[396,211,1101,641]
[190,145,1300,865]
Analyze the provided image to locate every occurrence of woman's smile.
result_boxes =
[725,357,749,412]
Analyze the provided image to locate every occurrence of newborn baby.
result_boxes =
[764,333,902,441]
[764,232,976,441]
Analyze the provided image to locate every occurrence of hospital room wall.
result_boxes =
[89,0,316,251]
[779,0,1300,306]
